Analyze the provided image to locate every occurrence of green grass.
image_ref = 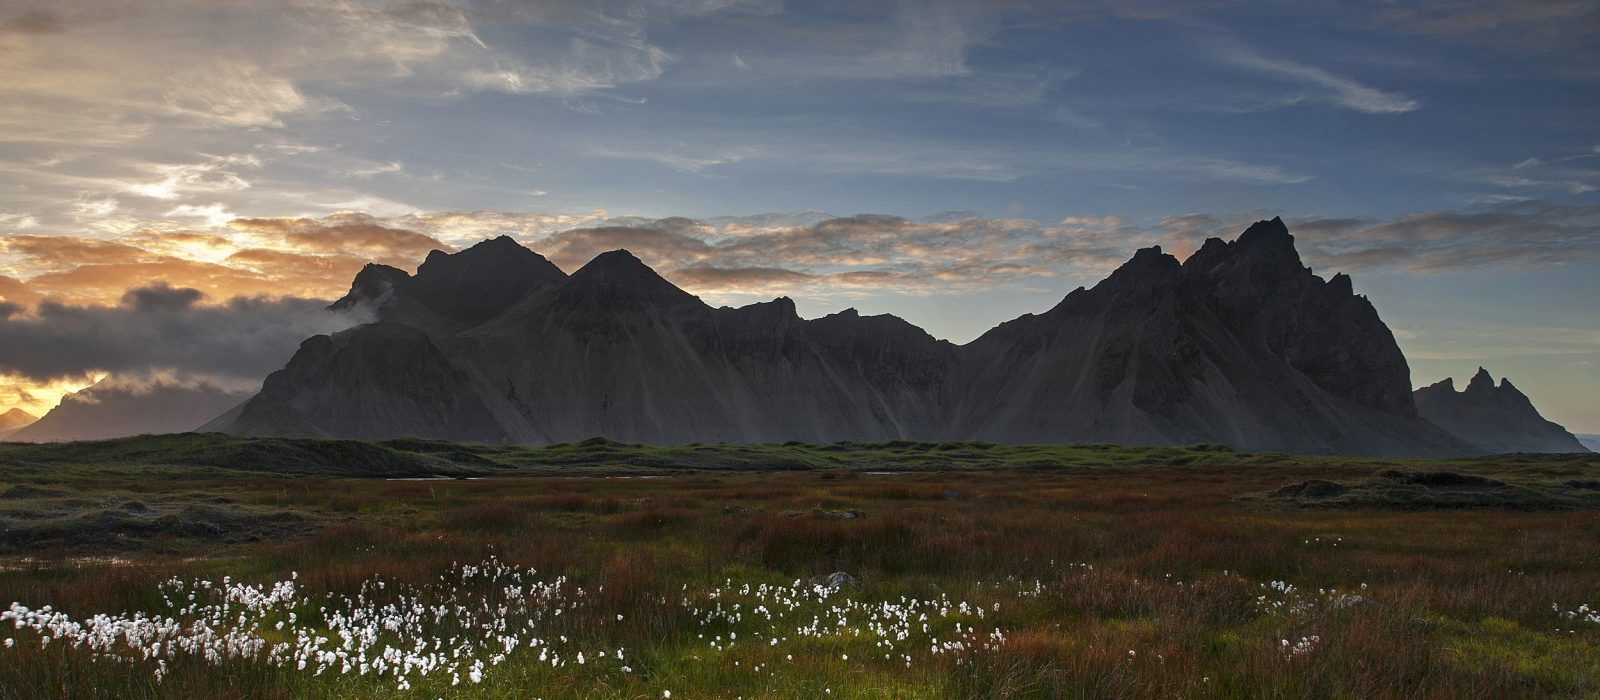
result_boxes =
[0,438,1596,698]
[4,432,1590,481]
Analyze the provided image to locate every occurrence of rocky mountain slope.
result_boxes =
[205,220,1490,456]
[1414,368,1589,453]
[13,379,252,443]
[955,220,1462,455]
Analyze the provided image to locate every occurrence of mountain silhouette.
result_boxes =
[1414,368,1589,453]
[13,379,250,443]
[0,408,36,439]
[204,218,1551,456]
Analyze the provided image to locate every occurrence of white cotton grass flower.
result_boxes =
[0,556,1023,689]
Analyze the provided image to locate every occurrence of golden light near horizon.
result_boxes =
[0,0,1595,434]
[1,2,1599,696]
[0,372,103,418]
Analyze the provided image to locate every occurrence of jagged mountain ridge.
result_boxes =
[1415,368,1589,454]
[206,218,1479,456]
[953,220,1453,454]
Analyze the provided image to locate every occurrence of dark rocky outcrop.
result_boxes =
[330,235,567,333]
[205,218,1496,456]
[954,218,1463,455]
[1415,368,1589,453]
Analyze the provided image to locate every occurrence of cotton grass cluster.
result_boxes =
[3,557,1007,691]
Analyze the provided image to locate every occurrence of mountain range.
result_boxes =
[1414,368,1587,454]
[195,217,1583,456]
[9,379,251,443]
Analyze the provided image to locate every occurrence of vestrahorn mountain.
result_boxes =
[201,218,1574,457]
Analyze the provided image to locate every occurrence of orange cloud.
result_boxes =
[25,259,303,306]
[0,235,157,270]
[0,275,41,308]
[229,214,450,267]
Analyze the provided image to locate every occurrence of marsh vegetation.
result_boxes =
[1,437,1597,697]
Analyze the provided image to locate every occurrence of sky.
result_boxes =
[0,0,1597,432]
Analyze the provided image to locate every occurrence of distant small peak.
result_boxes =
[1466,367,1495,393]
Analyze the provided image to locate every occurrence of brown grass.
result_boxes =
[1,464,1597,698]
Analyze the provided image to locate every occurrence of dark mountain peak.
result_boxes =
[406,236,566,324]
[482,234,525,248]
[1122,245,1179,271]
[1233,217,1302,267]
[1328,272,1354,296]
[566,249,702,307]
[1467,367,1495,393]
[807,307,945,350]
[750,296,799,319]
[330,263,411,311]
[722,296,801,324]
[416,235,560,281]
[356,262,410,280]
[576,248,649,273]
[734,296,797,314]
[813,307,919,330]
[1101,245,1181,287]
[1423,377,1455,392]
[1238,216,1291,246]
[1184,217,1304,277]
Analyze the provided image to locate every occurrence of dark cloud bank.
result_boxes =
[0,283,357,384]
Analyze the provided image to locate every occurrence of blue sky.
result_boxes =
[0,0,1597,431]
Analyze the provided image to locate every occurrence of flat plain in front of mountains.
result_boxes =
[1,437,1597,698]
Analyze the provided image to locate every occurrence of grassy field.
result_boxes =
[1,435,1597,698]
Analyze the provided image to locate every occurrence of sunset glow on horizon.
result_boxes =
[0,1,1596,431]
